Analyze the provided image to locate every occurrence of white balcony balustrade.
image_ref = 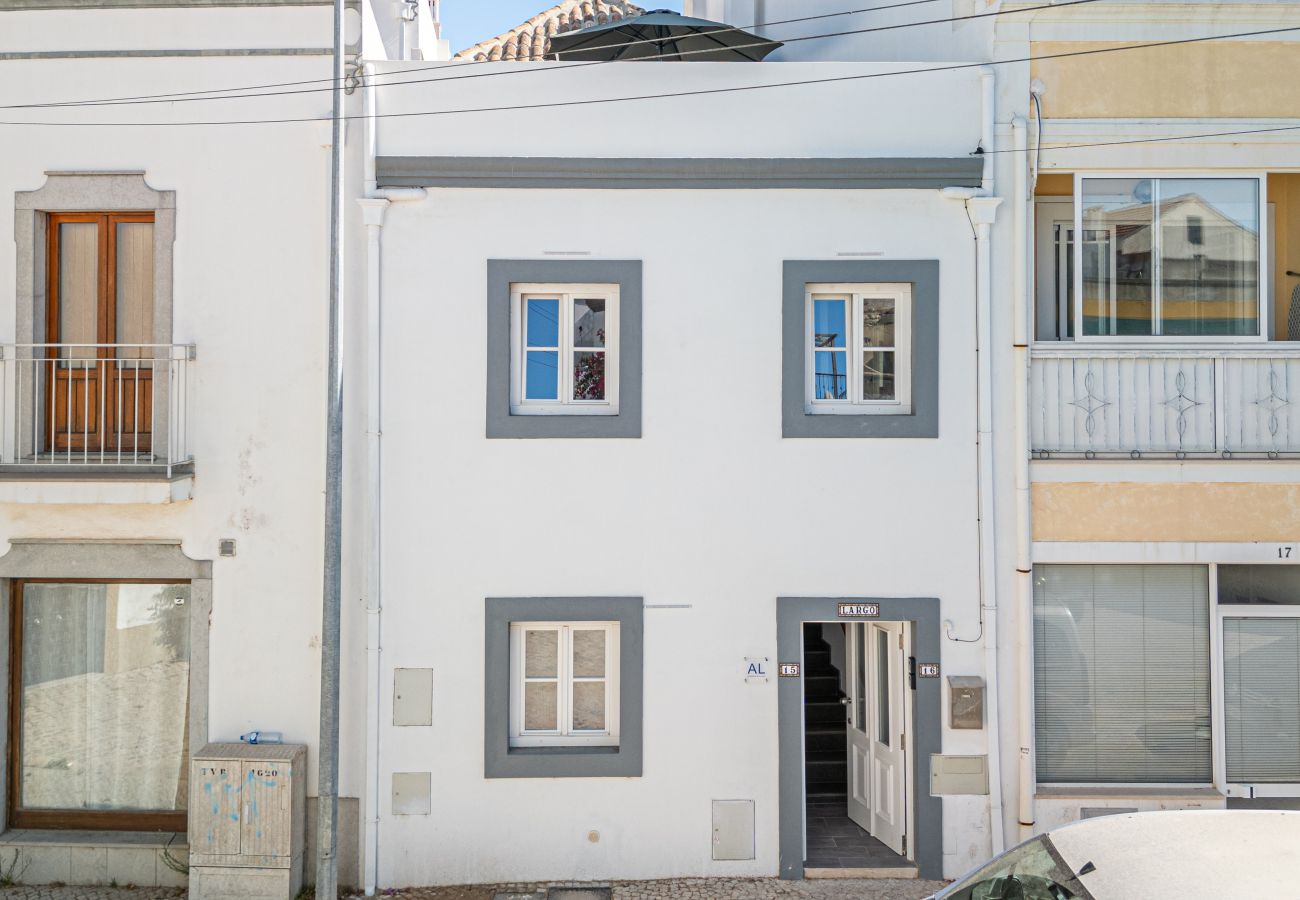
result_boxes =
[0,344,194,476]
[1031,345,1300,458]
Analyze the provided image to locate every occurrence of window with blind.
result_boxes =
[1033,564,1211,784]
[1224,618,1300,783]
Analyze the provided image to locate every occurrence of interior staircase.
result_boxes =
[802,624,847,800]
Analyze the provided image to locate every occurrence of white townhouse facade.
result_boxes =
[5,0,1300,894]
[0,0,446,888]
[712,0,1300,865]
[359,31,1002,884]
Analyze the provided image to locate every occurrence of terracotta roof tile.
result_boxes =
[453,0,646,62]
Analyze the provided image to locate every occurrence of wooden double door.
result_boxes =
[46,212,155,454]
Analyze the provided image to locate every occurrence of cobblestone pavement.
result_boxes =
[0,877,946,900]
[344,878,947,900]
[0,889,184,900]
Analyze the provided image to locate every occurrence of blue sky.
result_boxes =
[441,1,683,53]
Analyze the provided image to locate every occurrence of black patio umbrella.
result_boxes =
[547,8,783,62]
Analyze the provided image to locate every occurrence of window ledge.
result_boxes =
[0,829,185,847]
[507,745,620,757]
[1036,786,1223,801]
[0,465,193,503]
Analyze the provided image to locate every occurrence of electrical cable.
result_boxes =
[3,0,1104,110]
[1,24,1298,129]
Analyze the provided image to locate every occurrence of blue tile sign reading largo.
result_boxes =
[836,602,880,618]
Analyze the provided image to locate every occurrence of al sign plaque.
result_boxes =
[837,602,880,618]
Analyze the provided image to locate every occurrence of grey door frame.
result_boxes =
[777,596,942,881]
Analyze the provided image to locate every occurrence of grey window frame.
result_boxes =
[782,260,940,438]
[484,596,643,778]
[487,260,642,439]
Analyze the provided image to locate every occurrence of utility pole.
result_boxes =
[316,0,345,894]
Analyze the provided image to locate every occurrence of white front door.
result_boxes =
[869,622,907,855]
[846,623,872,831]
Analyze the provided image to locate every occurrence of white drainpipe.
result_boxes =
[1012,115,1036,841]
[940,66,1006,857]
[360,62,426,896]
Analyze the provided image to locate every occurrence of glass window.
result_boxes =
[1033,565,1211,783]
[513,286,619,414]
[510,622,619,747]
[1078,177,1260,338]
[876,627,891,747]
[1218,565,1300,606]
[14,581,190,828]
[806,284,911,414]
[1223,617,1300,783]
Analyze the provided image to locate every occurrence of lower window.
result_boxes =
[10,580,191,830]
[509,621,619,748]
[1033,564,1211,784]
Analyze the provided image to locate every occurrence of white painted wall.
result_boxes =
[0,2,369,830]
[373,60,983,159]
[371,184,993,885]
[367,59,996,885]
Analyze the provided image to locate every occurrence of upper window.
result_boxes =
[509,621,619,748]
[804,283,912,415]
[510,284,619,416]
[47,212,158,455]
[1074,176,1263,339]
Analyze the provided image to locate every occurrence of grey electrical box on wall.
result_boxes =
[189,743,306,900]
[948,675,985,729]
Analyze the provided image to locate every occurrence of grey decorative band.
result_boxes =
[377,156,984,191]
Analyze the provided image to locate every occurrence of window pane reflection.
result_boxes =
[524,630,558,677]
[524,682,557,731]
[19,582,190,813]
[814,350,848,400]
[1159,179,1259,336]
[863,351,895,400]
[525,298,559,347]
[862,299,895,348]
[1079,178,1260,337]
[525,351,558,400]
[573,351,605,401]
[1082,178,1154,336]
[572,630,605,677]
[572,682,606,731]
[573,299,606,348]
[813,299,847,348]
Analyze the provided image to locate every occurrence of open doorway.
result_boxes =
[778,597,941,881]
[802,622,914,875]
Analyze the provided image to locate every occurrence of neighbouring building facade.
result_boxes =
[0,0,438,888]
[2,0,1300,894]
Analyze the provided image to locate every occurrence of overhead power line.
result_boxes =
[1,24,1297,128]
[4,0,1100,110]
[983,122,1300,155]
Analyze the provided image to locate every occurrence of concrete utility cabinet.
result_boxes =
[189,743,307,900]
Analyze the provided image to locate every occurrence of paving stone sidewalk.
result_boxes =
[0,889,184,900]
[0,876,946,900]
[344,878,947,900]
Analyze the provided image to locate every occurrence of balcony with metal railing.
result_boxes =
[1030,344,1300,459]
[0,344,194,494]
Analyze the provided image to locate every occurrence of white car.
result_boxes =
[930,810,1300,900]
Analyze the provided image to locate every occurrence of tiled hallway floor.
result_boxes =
[805,798,912,870]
